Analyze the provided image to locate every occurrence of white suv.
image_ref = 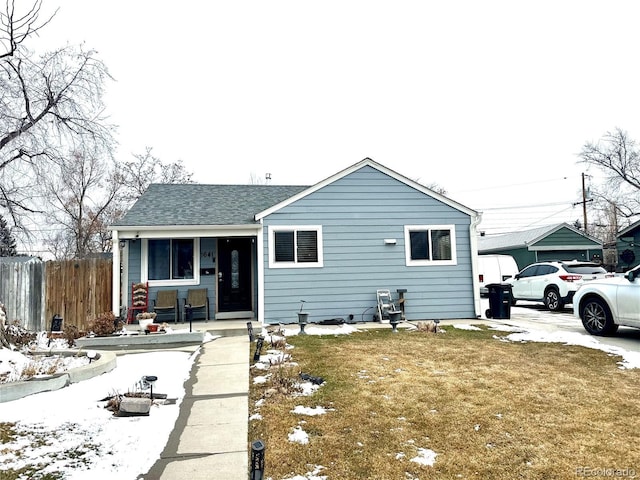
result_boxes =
[573,264,640,336]
[507,261,610,311]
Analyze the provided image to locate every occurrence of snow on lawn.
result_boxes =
[0,350,196,479]
[450,323,640,369]
[452,324,483,331]
[498,329,640,369]
[291,405,333,416]
[282,324,360,337]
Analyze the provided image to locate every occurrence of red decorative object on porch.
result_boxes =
[127,282,148,323]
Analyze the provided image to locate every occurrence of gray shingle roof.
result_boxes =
[112,184,308,227]
[478,223,601,252]
[478,224,563,251]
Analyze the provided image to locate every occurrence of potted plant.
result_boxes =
[136,312,157,332]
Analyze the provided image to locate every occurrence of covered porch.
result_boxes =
[111,227,261,324]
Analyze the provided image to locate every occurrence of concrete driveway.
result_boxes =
[479,298,640,354]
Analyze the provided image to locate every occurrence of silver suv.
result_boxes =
[507,261,610,311]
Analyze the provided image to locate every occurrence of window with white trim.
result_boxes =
[143,238,200,285]
[269,226,323,268]
[404,225,457,266]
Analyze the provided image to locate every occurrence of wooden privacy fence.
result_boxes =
[44,258,113,332]
[0,257,112,332]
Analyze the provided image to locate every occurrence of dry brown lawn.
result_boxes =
[248,326,640,480]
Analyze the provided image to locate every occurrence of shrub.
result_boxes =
[5,321,37,349]
[87,312,121,336]
[63,325,82,347]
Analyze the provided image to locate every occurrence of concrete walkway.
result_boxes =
[142,332,250,480]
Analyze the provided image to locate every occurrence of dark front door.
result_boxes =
[218,237,253,312]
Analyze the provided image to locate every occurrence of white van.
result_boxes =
[478,254,519,296]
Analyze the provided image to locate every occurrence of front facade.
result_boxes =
[478,223,604,270]
[111,159,481,324]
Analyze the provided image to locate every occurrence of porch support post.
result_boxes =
[112,232,121,317]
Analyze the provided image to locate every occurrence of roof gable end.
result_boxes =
[479,223,602,252]
[255,157,477,220]
[618,219,640,238]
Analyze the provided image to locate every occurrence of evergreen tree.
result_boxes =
[0,215,17,256]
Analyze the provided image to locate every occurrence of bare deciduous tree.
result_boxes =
[579,127,640,223]
[118,147,194,205]
[0,0,55,60]
[0,2,115,235]
[42,152,122,259]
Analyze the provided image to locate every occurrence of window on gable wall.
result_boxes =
[147,239,198,282]
[270,226,323,268]
[404,225,457,266]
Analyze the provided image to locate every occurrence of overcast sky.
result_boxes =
[31,1,640,235]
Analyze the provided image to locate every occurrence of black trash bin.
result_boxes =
[485,283,512,319]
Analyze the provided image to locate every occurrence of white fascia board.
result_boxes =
[114,224,260,239]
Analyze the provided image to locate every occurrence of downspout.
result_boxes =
[469,212,483,318]
[112,232,121,317]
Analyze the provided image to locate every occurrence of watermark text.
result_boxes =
[576,467,636,477]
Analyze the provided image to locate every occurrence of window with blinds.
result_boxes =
[404,225,457,266]
[269,226,323,268]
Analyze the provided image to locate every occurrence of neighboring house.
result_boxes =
[478,223,604,270]
[616,220,640,271]
[110,158,481,325]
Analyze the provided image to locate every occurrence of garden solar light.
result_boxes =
[297,300,309,335]
[250,439,265,480]
[143,375,158,400]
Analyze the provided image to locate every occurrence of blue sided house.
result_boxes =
[110,158,482,325]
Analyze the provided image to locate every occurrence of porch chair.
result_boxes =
[184,288,209,322]
[153,289,179,323]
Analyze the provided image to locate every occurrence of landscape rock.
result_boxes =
[119,397,152,416]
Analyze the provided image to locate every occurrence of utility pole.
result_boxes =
[582,172,588,233]
[573,173,592,233]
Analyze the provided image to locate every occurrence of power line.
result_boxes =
[450,175,582,195]
[478,200,577,211]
